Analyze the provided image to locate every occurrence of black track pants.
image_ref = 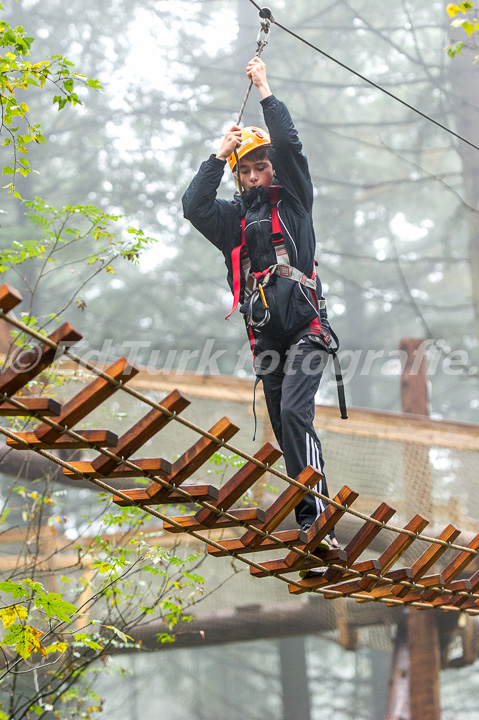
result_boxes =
[257,335,335,532]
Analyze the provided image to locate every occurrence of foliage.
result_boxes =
[0,478,206,719]
[0,0,101,196]
[446,2,479,57]
[0,4,208,718]
[0,196,155,346]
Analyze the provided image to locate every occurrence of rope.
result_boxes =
[1,420,478,611]
[245,0,479,153]
[0,307,478,560]
[234,9,272,193]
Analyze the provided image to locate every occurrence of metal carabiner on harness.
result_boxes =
[244,278,271,330]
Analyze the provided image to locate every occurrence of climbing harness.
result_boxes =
[234,8,273,193]
[228,185,318,329]
[226,184,349,423]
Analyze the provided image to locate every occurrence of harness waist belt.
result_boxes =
[245,263,319,296]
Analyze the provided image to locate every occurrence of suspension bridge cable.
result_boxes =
[1,421,478,611]
[245,0,479,153]
[1,307,478,559]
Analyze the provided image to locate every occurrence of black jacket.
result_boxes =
[182,95,327,343]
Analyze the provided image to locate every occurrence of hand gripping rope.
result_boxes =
[234,7,273,194]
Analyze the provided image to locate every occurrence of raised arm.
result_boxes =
[182,127,241,252]
[247,57,313,213]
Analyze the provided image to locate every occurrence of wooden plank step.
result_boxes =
[162,443,279,531]
[34,356,138,443]
[194,442,282,527]
[249,547,349,578]
[355,524,461,603]
[89,389,190,477]
[416,533,479,603]
[238,466,324,550]
[0,283,23,313]
[145,417,240,503]
[424,579,473,609]
[446,570,479,610]
[321,514,429,598]
[395,532,479,605]
[6,429,118,450]
[246,486,358,578]
[323,567,415,599]
[112,484,218,506]
[0,397,61,417]
[289,502,396,595]
[283,486,359,569]
[63,457,172,479]
[208,529,308,557]
[0,323,82,397]
[162,508,267,532]
[392,524,461,598]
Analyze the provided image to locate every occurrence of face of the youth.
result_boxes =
[238,156,274,191]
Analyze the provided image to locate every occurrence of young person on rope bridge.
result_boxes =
[182,57,345,549]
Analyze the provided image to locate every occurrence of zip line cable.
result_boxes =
[241,5,479,382]
[245,0,479,153]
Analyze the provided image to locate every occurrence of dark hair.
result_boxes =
[240,145,270,165]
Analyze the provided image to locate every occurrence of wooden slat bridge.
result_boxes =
[1,283,479,614]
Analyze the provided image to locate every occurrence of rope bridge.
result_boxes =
[1,283,479,615]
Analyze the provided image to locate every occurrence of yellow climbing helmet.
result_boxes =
[227,126,271,171]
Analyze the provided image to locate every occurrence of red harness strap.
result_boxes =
[225,217,247,320]
[226,186,286,320]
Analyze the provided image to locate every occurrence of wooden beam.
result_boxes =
[145,417,240,503]
[401,338,441,720]
[0,323,82,397]
[162,508,267,533]
[207,529,309,557]
[6,429,118,450]
[0,283,23,313]
[33,356,138,443]
[0,397,61,417]
[194,442,282,527]
[110,484,219,506]
[90,388,190,476]
[63,457,172,479]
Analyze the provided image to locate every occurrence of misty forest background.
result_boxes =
[1,2,479,719]
[1,0,479,417]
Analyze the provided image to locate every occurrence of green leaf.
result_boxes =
[0,580,29,600]
[44,641,68,654]
[2,166,14,175]
[156,632,176,644]
[85,78,102,89]
[447,40,464,57]
[34,592,77,622]
[73,633,103,651]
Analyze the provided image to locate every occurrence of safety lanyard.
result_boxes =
[234,8,273,194]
